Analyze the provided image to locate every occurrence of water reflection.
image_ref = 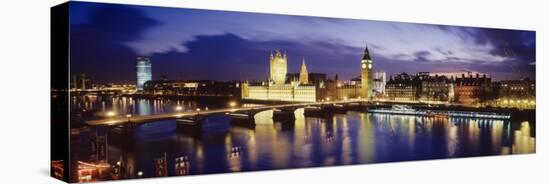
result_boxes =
[505,121,536,154]
[71,97,535,180]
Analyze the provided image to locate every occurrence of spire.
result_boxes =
[362,43,372,60]
[299,57,308,84]
[275,49,282,58]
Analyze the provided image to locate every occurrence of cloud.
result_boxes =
[150,33,363,81]
[433,25,535,65]
[414,51,432,62]
[68,2,535,82]
[69,2,160,83]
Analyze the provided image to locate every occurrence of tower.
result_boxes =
[136,56,152,91]
[269,50,287,85]
[361,44,373,99]
[299,57,309,84]
[373,71,386,97]
[241,81,249,98]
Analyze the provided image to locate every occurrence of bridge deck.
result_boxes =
[85,101,360,126]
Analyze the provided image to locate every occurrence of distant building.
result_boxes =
[308,73,327,87]
[242,50,318,102]
[299,58,309,84]
[243,82,317,102]
[417,72,451,103]
[454,73,492,105]
[360,44,374,98]
[243,43,376,102]
[136,56,152,91]
[323,44,375,101]
[269,50,287,85]
[144,79,241,97]
[385,73,418,102]
[330,81,363,100]
[430,71,489,80]
[71,73,91,90]
[373,71,386,97]
[494,78,535,109]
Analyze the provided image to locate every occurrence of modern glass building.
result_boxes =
[136,56,152,91]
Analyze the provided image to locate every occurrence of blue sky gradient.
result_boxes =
[69,1,535,83]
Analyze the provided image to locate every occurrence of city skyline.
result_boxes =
[52,2,536,182]
[69,2,535,83]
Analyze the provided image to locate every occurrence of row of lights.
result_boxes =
[105,100,240,118]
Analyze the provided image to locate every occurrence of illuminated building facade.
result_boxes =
[242,51,317,102]
[243,84,317,102]
[299,58,309,84]
[430,71,489,80]
[136,56,152,91]
[243,43,377,102]
[288,73,325,86]
[385,73,418,101]
[373,71,386,97]
[454,73,492,105]
[494,78,535,109]
[322,43,376,101]
[417,72,451,103]
[269,50,287,85]
[361,44,374,98]
[143,79,241,97]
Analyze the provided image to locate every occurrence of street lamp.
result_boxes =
[229,101,237,108]
[175,105,183,111]
[106,111,117,117]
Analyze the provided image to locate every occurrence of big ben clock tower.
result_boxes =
[361,44,373,99]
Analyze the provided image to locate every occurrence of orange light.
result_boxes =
[106,111,116,117]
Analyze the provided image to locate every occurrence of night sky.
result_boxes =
[69,2,535,83]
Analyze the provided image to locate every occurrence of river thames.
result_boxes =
[70,96,535,179]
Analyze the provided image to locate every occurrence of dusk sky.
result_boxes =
[69,1,535,83]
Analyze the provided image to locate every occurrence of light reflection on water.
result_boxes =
[72,97,535,179]
[105,113,535,178]
[72,96,224,118]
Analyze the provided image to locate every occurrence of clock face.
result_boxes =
[362,63,367,69]
[368,63,372,69]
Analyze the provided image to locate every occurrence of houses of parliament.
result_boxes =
[241,44,375,102]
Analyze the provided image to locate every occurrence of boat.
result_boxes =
[426,111,449,118]
[367,105,420,116]
[176,116,203,129]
